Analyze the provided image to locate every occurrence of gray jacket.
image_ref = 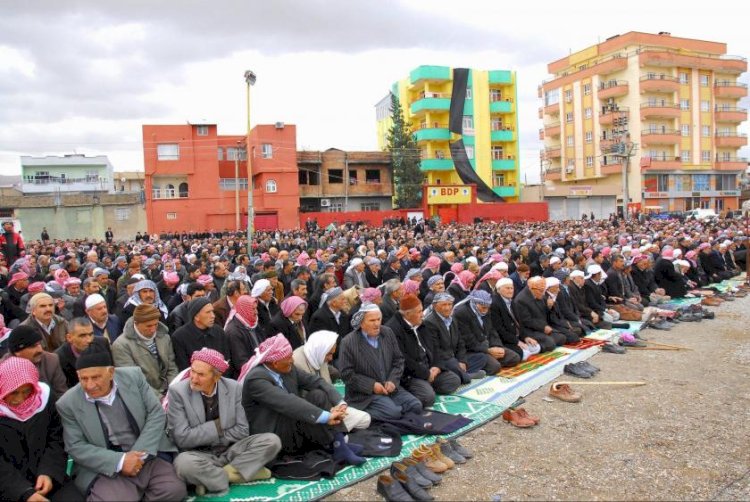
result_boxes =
[111,317,178,397]
[55,367,177,493]
[167,377,248,454]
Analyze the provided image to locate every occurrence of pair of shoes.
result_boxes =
[194,485,229,498]
[468,370,486,380]
[577,361,600,374]
[392,462,432,489]
[702,297,722,306]
[502,408,536,427]
[513,407,540,425]
[549,383,582,402]
[678,312,702,322]
[437,438,467,464]
[619,339,647,347]
[377,474,416,501]
[402,458,442,485]
[611,322,631,329]
[448,438,473,459]
[647,320,672,330]
[564,362,593,378]
[411,445,450,473]
[701,310,715,319]
[602,343,626,354]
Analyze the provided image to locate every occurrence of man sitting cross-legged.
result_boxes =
[168,348,281,498]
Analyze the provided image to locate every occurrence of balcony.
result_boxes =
[410,65,450,85]
[714,157,748,171]
[543,102,560,116]
[641,129,682,145]
[490,129,515,142]
[414,124,451,142]
[714,81,748,99]
[600,162,623,175]
[544,147,561,159]
[539,128,544,140]
[544,121,561,138]
[640,102,681,119]
[599,137,618,151]
[598,80,629,99]
[493,186,517,198]
[715,132,748,148]
[640,155,682,170]
[638,48,747,74]
[410,93,451,114]
[599,107,629,125]
[714,107,747,123]
[490,100,515,114]
[544,167,561,181]
[488,70,513,84]
[420,158,455,171]
[639,74,680,93]
[492,158,516,171]
[21,175,113,194]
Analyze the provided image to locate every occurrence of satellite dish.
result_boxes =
[121,177,126,183]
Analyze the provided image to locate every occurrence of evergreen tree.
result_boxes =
[386,93,424,208]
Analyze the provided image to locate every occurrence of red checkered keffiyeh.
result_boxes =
[190,348,229,374]
[0,356,47,422]
[238,334,292,382]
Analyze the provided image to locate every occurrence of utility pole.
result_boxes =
[614,134,637,221]
[344,152,349,212]
[234,140,241,231]
[244,70,256,246]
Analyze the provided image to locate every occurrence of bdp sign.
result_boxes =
[426,185,472,204]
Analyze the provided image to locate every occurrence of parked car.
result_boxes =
[684,208,718,221]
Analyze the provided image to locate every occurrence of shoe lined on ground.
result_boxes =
[377,474,414,502]
[501,408,536,427]
[701,310,715,319]
[577,361,600,374]
[437,438,466,464]
[611,322,631,329]
[402,458,442,485]
[619,339,647,347]
[392,471,434,501]
[512,407,540,425]
[427,444,455,470]
[391,462,432,489]
[549,383,582,403]
[647,320,672,330]
[411,447,448,473]
[602,343,626,354]
[448,438,473,459]
[564,363,593,378]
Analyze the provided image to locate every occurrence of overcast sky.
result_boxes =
[1,0,748,183]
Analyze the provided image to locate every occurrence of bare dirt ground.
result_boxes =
[327,291,750,501]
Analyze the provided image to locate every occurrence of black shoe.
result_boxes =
[619,339,647,347]
[577,361,600,374]
[564,363,593,378]
[438,439,466,464]
[602,343,627,354]
[449,438,473,459]
[404,459,442,485]
[391,462,432,489]
[377,474,414,501]
[611,322,631,329]
[702,310,715,319]
[647,320,672,330]
[392,471,434,501]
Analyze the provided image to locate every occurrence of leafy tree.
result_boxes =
[386,93,424,208]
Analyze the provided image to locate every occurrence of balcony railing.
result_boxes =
[24,176,108,185]
[152,189,188,199]
[715,81,748,89]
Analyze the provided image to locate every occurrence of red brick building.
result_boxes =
[142,122,300,233]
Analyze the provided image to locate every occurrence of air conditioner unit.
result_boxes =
[274,122,285,129]
[566,167,575,173]
[320,199,331,207]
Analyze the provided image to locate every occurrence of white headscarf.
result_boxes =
[251,279,271,298]
[302,330,339,371]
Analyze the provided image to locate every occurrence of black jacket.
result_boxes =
[512,286,549,336]
[308,306,351,340]
[584,279,608,316]
[270,311,306,351]
[172,322,235,377]
[453,302,498,354]
[631,267,658,297]
[55,337,112,388]
[225,317,262,372]
[386,312,434,384]
[421,310,466,367]
[490,293,522,357]
[653,258,687,298]
[569,282,595,321]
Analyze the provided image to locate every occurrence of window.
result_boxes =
[701,150,711,162]
[700,74,709,87]
[465,88,472,99]
[261,143,273,159]
[328,169,343,184]
[490,89,502,102]
[584,107,592,119]
[493,173,505,186]
[693,174,710,191]
[178,182,188,197]
[157,144,179,161]
[365,169,381,184]
[361,202,380,211]
[680,99,690,110]
[544,89,559,106]
[115,207,131,221]
[226,148,247,161]
[164,184,175,198]
[716,174,736,191]
[462,116,474,134]
[299,169,319,186]
[567,159,575,169]
[565,112,574,123]
[564,89,572,102]
[219,178,248,190]
[217,148,223,161]
[465,146,474,159]
[702,125,711,137]
[491,118,504,131]
[196,125,209,136]
[679,72,689,84]
[491,147,504,160]
[657,174,669,192]
[715,199,724,211]
[721,151,731,161]
[85,171,99,183]
[700,199,711,209]
[701,100,710,112]
[681,150,691,162]
[681,124,690,137]
[585,131,593,143]
[265,179,277,193]
[348,170,358,185]
[583,83,592,96]
[566,135,574,147]
[329,202,343,212]
[585,156,593,167]
[166,212,177,220]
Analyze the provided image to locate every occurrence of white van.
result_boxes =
[684,208,718,221]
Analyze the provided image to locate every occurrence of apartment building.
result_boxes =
[21,154,115,194]
[540,32,747,219]
[378,65,520,205]
[297,149,393,213]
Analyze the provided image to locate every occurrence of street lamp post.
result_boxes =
[244,70,256,247]
[234,140,241,231]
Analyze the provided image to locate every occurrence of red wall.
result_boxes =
[300,210,409,228]
[457,202,549,222]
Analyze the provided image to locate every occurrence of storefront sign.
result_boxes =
[426,185,472,204]
[569,186,592,196]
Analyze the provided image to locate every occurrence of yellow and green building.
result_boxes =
[376,65,520,202]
